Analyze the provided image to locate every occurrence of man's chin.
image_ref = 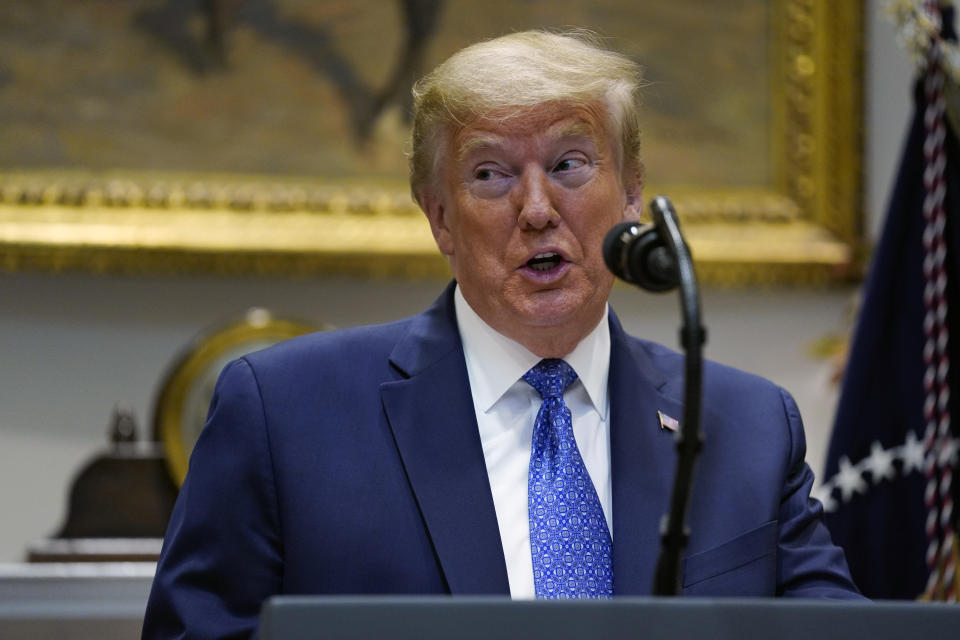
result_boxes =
[511,290,602,329]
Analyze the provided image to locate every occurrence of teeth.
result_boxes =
[528,252,562,271]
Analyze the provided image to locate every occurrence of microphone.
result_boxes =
[602,221,679,292]
[604,195,706,596]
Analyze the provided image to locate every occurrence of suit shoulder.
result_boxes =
[630,337,784,399]
[246,317,411,363]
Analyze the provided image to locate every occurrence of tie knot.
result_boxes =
[523,359,578,400]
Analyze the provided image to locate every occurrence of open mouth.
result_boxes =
[526,252,565,271]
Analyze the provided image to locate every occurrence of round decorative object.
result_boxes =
[152,308,323,487]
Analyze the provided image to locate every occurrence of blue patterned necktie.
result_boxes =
[524,359,613,598]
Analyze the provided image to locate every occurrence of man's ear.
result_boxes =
[622,165,643,222]
[419,188,455,257]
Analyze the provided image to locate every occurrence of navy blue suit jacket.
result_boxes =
[143,284,861,638]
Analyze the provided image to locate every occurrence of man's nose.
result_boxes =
[515,167,558,230]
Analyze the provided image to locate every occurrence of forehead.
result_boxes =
[451,102,612,159]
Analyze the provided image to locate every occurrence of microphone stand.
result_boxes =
[648,196,706,596]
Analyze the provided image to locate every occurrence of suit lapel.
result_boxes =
[378,291,682,596]
[608,312,682,595]
[380,284,510,595]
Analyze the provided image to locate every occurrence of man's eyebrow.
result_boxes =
[555,121,598,141]
[455,121,600,162]
[456,135,504,162]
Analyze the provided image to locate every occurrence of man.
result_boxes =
[143,30,861,639]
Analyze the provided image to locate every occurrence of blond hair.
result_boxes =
[409,30,643,203]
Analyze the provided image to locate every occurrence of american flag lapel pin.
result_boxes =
[658,410,679,432]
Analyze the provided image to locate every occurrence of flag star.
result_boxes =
[835,455,868,503]
[901,430,927,475]
[864,440,897,483]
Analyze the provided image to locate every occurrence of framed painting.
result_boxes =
[0,0,861,285]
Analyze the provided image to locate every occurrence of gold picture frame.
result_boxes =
[0,1,861,286]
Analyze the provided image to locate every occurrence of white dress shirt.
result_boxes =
[453,285,612,599]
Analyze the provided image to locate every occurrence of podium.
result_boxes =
[0,562,154,640]
[257,596,959,640]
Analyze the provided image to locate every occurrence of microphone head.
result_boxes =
[603,221,642,283]
[603,220,679,292]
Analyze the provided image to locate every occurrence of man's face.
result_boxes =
[421,101,642,354]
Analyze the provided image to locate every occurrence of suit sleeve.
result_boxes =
[143,358,283,639]
[775,388,865,599]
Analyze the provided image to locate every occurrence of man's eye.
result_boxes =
[469,166,512,198]
[554,157,587,172]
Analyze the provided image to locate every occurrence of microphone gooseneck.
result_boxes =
[604,196,707,597]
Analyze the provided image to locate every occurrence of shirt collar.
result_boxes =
[454,284,610,418]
